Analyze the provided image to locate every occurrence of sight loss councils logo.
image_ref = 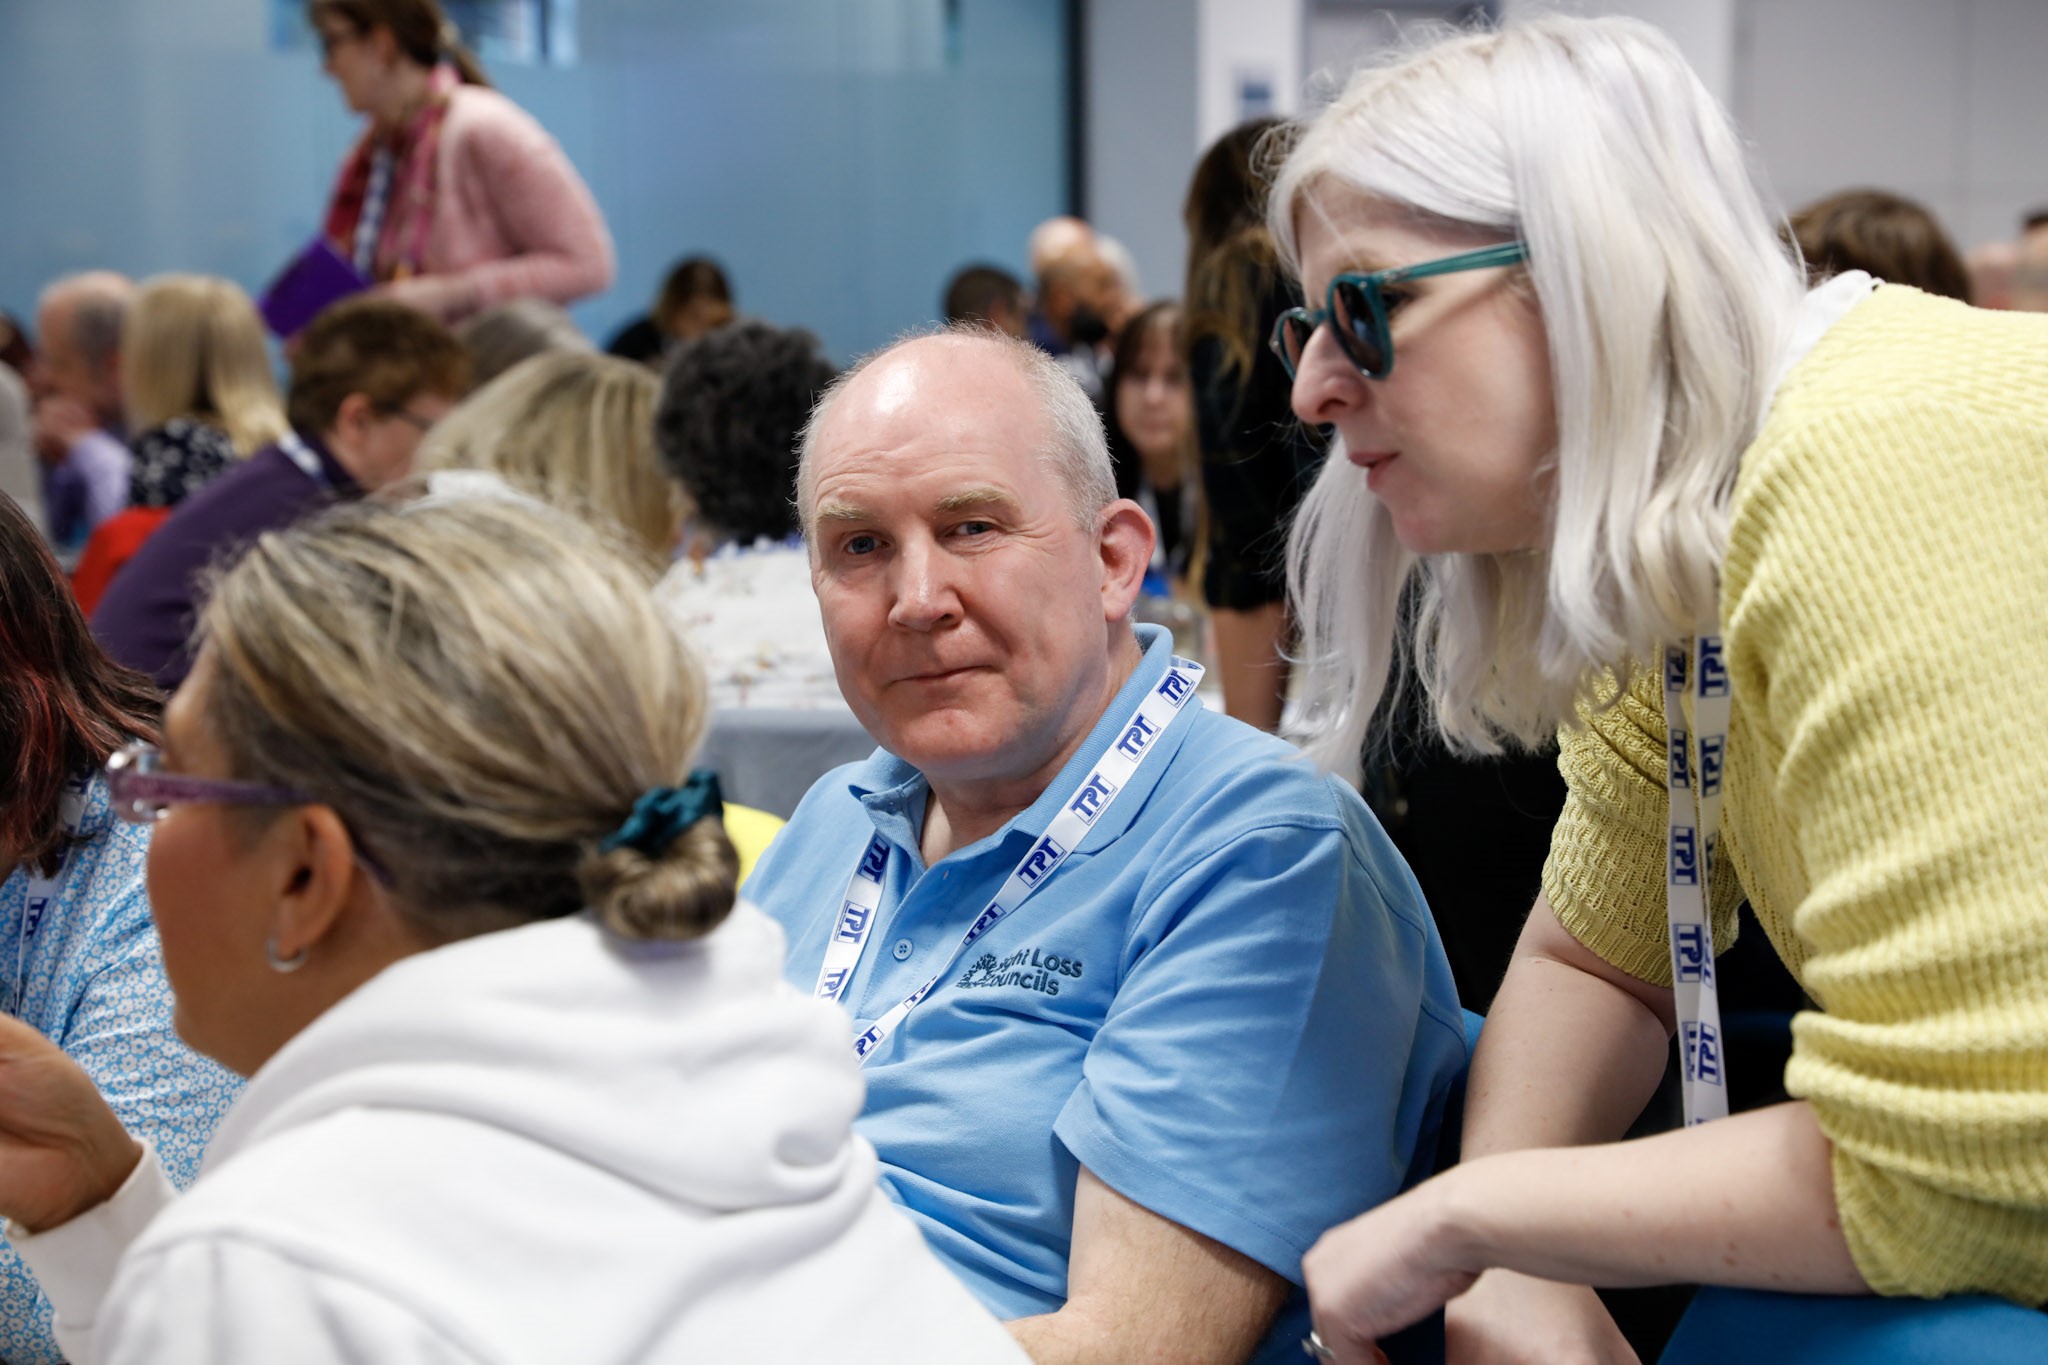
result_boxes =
[957,944,1085,998]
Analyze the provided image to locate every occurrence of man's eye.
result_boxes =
[843,534,879,556]
[953,521,995,537]
[1379,287,1414,316]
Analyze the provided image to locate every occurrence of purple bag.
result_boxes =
[259,238,369,339]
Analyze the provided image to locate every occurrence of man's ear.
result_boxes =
[264,805,369,966]
[324,391,375,457]
[1097,498,1156,624]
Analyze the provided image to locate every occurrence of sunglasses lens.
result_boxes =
[1330,281,1388,377]
[1272,315,1311,377]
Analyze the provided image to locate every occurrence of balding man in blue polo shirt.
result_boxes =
[743,325,1464,1365]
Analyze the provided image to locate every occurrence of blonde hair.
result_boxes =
[123,275,288,456]
[1274,16,1805,776]
[198,496,736,944]
[415,351,681,564]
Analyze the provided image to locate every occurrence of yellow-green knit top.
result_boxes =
[1543,284,2048,1304]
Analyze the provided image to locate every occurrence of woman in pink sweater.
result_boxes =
[310,0,615,323]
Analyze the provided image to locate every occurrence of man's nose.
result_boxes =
[886,538,962,632]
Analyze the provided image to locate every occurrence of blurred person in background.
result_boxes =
[1034,238,1121,404]
[1095,234,1145,332]
[2006,207,2048,311]
[93,298,468,690]
[456,297,591,387]
[0,490,239,1365]
[1183,119,1321,733]
[1105,300,1195,578]
[1788,189,1970,300]
[1968,239,2018,309]
[73,276,290,614]
[310,0,614,322]
[653,320,841,710]
[942,264,1030,339]
[415,349,680,567]
[0,495,1027,1365]
[606,256,737,366]
[0,320,31,528]
[0,312,33,380]
[31,273,135,560]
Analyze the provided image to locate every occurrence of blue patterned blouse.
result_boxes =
[0,773,242,1363]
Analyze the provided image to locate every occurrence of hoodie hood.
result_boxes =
[204,901,866,1214]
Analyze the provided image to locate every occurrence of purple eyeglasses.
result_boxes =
[104,741,393,883]
[106,741,307,823]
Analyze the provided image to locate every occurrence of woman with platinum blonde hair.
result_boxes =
[0,497,1025,1364]
[1273,15,2048,1364]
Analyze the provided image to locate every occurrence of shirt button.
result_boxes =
[892,938,914,961]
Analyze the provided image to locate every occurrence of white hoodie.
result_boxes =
[16,903,1027,1365]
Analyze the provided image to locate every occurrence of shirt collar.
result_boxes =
[1764,269,1877,416]
[283,429,362,496]
[847,624,1192,863]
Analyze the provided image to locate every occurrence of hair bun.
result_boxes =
[577,817,738,942]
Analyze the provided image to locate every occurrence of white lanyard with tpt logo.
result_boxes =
[812,659,1204,1063]
[1664,629,1732,1126]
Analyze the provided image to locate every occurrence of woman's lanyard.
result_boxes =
[1663,630,1732,1126]
[9,778,91,1017]
[278,431,331,489]
[353,147,396,278]
[813,659,1205,1064]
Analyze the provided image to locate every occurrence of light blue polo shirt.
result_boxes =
[746,625,1465,1365]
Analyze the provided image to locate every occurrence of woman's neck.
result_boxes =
[372,63,437,137]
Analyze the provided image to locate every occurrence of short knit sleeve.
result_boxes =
[1542,668,1742,986]
[1722,382,2048,1303]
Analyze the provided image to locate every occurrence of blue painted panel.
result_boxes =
[0,0,1067,362]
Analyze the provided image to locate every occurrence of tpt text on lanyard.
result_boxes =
[813,659,1204,1063]
[1664,631,1731,1127]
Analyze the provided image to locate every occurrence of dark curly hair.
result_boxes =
[654,321,836,544]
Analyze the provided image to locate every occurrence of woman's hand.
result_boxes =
[0,1014,141,1232]
[1303,1173,1484,1363]
[1444,1271,1639,1365]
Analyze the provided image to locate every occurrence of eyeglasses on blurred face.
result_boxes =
[1271,241,1529,382]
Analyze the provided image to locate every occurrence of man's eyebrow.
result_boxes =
[812,499,873,525]
[935,487,1019,514]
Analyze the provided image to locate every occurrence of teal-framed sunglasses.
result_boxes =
[1270,241,1529,381]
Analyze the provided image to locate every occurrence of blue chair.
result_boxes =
[1661,1286,2048,1363]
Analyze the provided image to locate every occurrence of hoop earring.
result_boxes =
[265,938,308,974]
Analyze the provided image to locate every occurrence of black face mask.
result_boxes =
[1067,307,1110,347]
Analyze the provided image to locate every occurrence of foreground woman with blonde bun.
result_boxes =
[1269,15,2048,1364]
[0,496,1025,1364]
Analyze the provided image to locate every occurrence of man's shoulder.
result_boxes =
[1155,704,1358,831]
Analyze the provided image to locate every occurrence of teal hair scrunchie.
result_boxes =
[599,770,725,858]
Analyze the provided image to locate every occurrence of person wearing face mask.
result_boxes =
[1033,239,1120,404]
[92,298,468,690]
[0,495,1028,1365]
[1262,17,2048,1364]
[306,0,614,324]
[1104,301,1195,578]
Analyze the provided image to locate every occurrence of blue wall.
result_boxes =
[0,0,1069,363]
